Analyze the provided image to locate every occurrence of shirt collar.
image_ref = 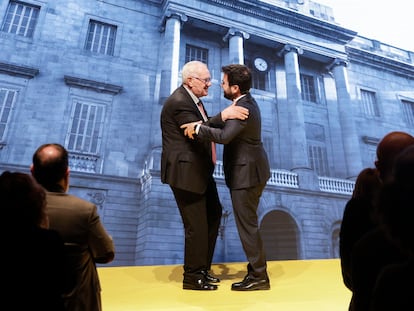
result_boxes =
[233,94,247,103]
[183,84,200,105]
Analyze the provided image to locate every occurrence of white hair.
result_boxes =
[181,61,207,83]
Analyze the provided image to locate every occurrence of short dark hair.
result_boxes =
[32,143,68,190]
[222,64,251,94]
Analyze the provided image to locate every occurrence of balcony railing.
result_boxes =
[69,152,100,173]
[318,176,355,195]
[268,169,299,188]
[213,161,354,195]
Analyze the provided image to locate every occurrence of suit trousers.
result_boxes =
[230,183,268,279]
[171,177,222,279]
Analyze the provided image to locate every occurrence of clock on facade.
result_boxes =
[254,57,268,72]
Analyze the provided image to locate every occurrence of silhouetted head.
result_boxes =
[0,171,48,229]
[375,131,414,183]
[392,144,414,189]
[352,167,381,200]
[31,143,69,192]
[377,145,414,253]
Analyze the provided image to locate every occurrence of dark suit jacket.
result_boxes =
[46,191,115,311]
[197,93,270,189]
[160,85,224,194]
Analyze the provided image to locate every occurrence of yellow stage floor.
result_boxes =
[98,258,351,311]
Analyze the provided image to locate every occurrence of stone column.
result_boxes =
[329,59,363,179]
[149,11,187,171]
[277,44,310,171]
[223,28,249,64]
[159,11,187,98]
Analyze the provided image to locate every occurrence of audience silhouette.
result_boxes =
[31,143,115,311]
[339,131,414,310]
[369,145,414,310]
[1,171,73,311]
[339,167,381,289]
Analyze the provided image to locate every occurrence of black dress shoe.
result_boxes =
[231,275,270,291]
[201,270,220,283]
[183,278,218,290]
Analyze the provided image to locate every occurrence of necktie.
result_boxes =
[197,101,217,165]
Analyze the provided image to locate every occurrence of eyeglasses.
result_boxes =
[192,76,211,84]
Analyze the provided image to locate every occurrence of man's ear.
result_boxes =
[63,167,70,192]
[30,164,34,174]
[231,84,240,96]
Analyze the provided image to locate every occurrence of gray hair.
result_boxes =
[182,61,207,84]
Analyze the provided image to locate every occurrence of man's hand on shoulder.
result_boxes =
[221,102,249,121]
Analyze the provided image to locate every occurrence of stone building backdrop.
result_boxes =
[1,0,414,266]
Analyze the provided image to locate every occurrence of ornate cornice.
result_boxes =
[159,9,188,32]
[0,61,39,79]
[165,0,356,45]
[325,58,348,72]
[223,27,250,42]
[64,75,123,94]
[277,44,304,57]
[346,46,414,79]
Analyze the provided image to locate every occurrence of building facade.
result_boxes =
[1,0,414,266]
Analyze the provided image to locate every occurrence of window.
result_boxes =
[360,89,379,117]
[306,123,329,176]
[308,144,329,176]
[300,74,317,103]
[1,1,40,37]
[85,20,117,55]
[252,71,267,91]
[401,99,414,126]
[66,101,105,154]
[0,88,17,141]
[185,44,208,64]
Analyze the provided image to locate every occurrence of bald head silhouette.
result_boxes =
[375,131,414,183]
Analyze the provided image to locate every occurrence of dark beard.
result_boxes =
[223,92,233,100]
